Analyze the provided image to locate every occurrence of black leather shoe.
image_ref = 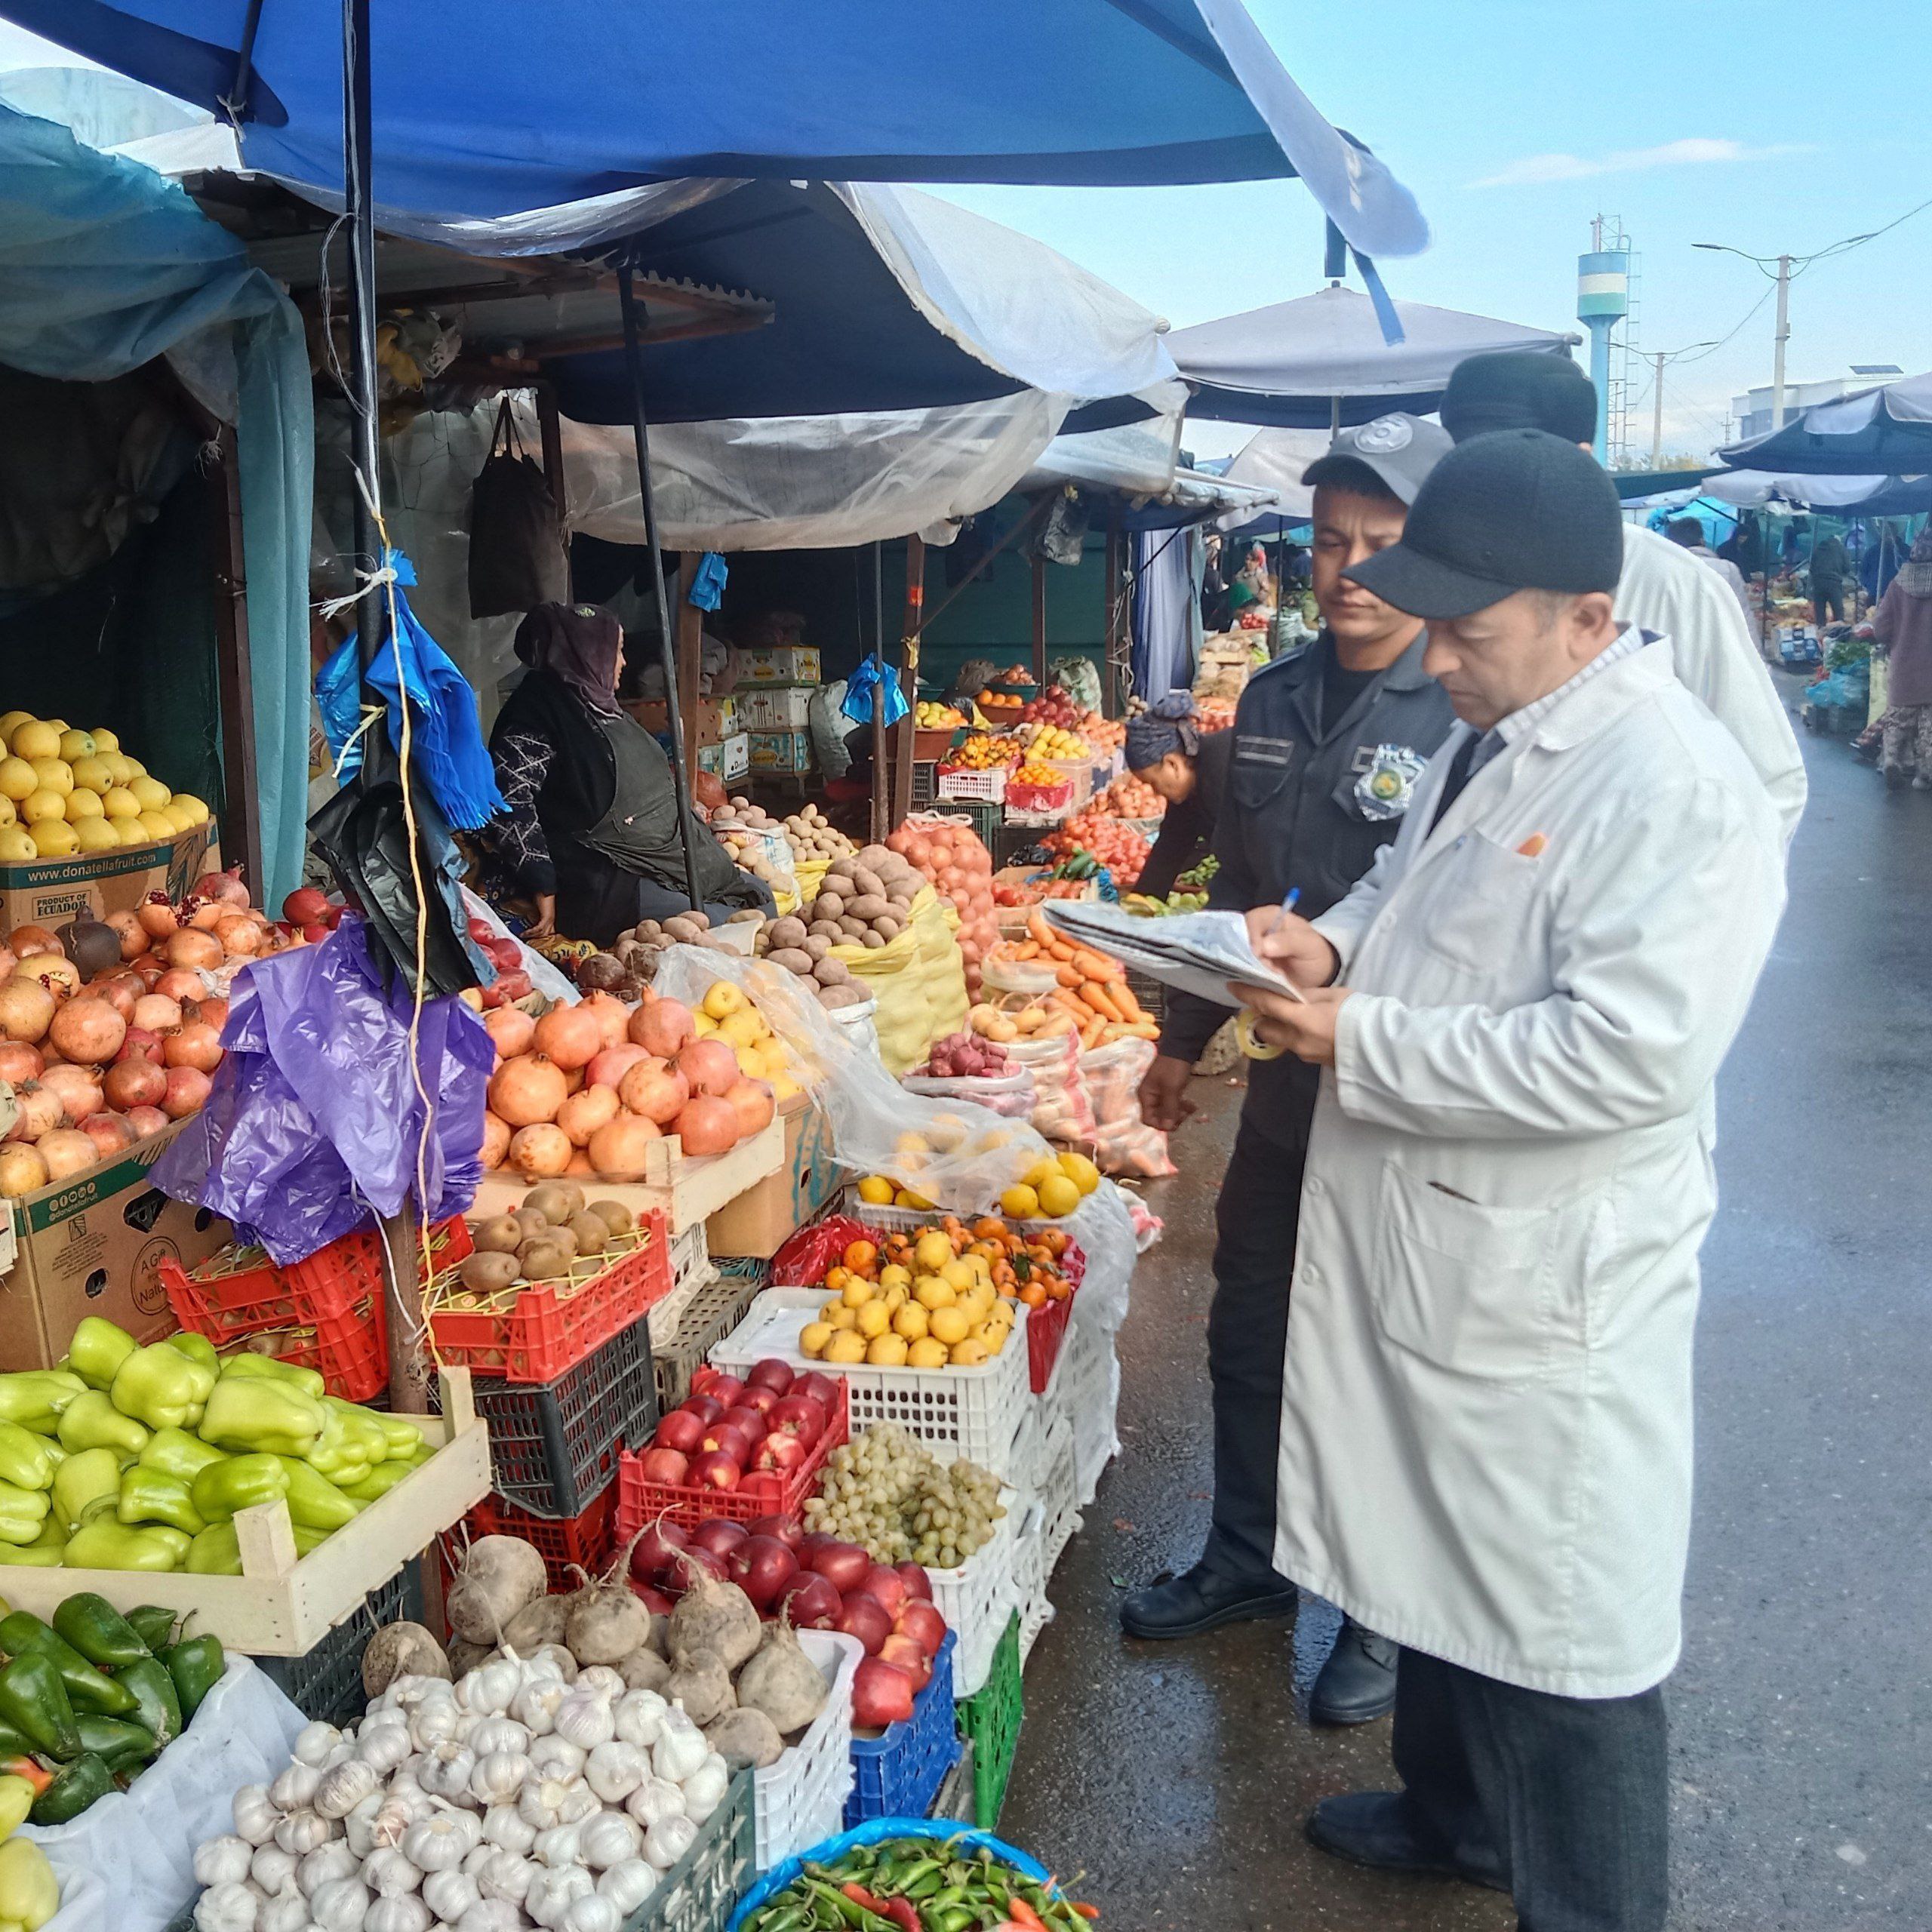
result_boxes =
[1306,1792,1509,1893]
[1309,1619,1398,1724]
[1119,1564,1299,1640]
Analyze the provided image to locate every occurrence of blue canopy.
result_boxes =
[2,0,1426,256]
[1717,371,1932,475]
[0,102,312,905]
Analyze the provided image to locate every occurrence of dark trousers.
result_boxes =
[1201,1116,1309,1583]
[1393,1647,1669,1932]
[1814,581,1845,624]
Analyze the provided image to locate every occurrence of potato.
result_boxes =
[663,915,704,943]
[801,935,832,961]
[472,1214,524,1255]
[850,867,884,901]
[847,894,890,921]
[838,916,868,940]
[859,844,895,869]
[817,982,866,1009]
[768,947,814,975]
[813,957,850,986]
[814,893,845,921]
[588,1199,635,1235]
[871,915,903,940]
[460,1250,522,1295]
[527,1182,585,1224]
[768,915,809,951]
[688,910,712,929]
[568,1211,611,1257]
[808,921,843,942]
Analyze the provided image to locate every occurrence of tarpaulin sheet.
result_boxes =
[1719,371,1932,474]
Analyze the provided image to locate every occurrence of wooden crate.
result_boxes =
[0,1371,491,1654]
[472,1114,784,1234]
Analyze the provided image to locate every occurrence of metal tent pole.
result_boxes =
[869,541,888,844]
[617,255,704,912]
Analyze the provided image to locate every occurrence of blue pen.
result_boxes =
[1279,885,1302,918]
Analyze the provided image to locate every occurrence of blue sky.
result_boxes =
[936,0,1932,463]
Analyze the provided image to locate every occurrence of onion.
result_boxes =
[533,1003,604,1072]
[164,929,223,972]
[132,995,183,1034]
[104,1056,168,1112]
[165,1022,223,1074]
[669,1094,739,1158]
[5,1084,63,1143]
[38,1063,103,1121]
[627,998,694,1059]
[0,1143,48,1197]
[78,1112,135,1160]
[135,896,178,940]
[851,1660,916,1729]
[0,1043,42,1084]
[162,1066,212,1119]
[807,1540,872,1595]
[509,1123,574,1179]
[0,980,54,1044]
[49,996,127,1068]
[37,1128,99,1181]
[488,1054,568,1128]
[725,1537,798,1612]
[192,866,251,909]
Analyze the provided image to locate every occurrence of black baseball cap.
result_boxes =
[1343,429,1624,620]
[1301,412,1452,506]
[1440,349,1597,445]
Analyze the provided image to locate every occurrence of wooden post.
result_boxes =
[533,381,572,599]
[1103,520,1125,719]
[869,543,888,845]
[382,1214,429,1413]
[207,423,266,889]
[892,534,925,829]
[673,555,705,799]
[1031,552,1048,685]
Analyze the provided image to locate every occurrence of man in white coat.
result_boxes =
[1243,430,1786,1931]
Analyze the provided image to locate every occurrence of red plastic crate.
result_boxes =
[427,1212,674,1382]
[458,1489,620,1592]
[616,1367,849,1534]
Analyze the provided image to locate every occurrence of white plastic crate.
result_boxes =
[1012,1498,1054,1664]
[649,1222,718,1348]
[1054,1303,1117,1506]
[1034,1414,1078,1581]
[937,765,1006,803]
[928,1487,1023,1698]
[709,1288,1032,1476]
[755,1629,861,1871]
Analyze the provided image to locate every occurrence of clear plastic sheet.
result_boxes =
[154,916,494,1263]
[1080,1035,1177,1177]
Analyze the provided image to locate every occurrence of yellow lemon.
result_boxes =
[892,1302,930,1341]
[0,712,35,743]
[55,730,94,764]
[9,721,59,761]
[29,759,72,797]
[999,1183,1039,1219]
[112,817,151,847]
[0,758,35,802]
[100,754,134,788]
[42,718,66,732]
[928,1306,971,1346]
[63,789,103,822]
[840,1278,874,1310]
[122,756,146,779]
[826,1331,869,1364]
[1036,1174,1081,1218]
[948,1337,989,1367]
[856,1300,891,1339]
[88,728,118,755]
[907,1338,950,1370]
[169,793,208,826]
[20,789,66,826]
[129,776,171,811]
[702,982,745,1020]
[1057,1151,1101,1195]
[866,1333,909,1367]
[857,1175,895,1204]
[894,1130,928,1157]
[913,1231,953,1274]
[162,801,200,833]
[1023,1156,1061,1192]
[0,825,35,861]
[135,811,176,841]
[101,787,140,820]
[894,1189,934,1211]
[74,818,122,854]
[914,1275,955,1311]
[800,1321,833,1358]
[69,756,113,795]
[29,820,78,857]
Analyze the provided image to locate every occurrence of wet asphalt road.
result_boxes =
[1001,692,1932,1930]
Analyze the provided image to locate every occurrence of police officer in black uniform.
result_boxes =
[1123,415,1459,1725]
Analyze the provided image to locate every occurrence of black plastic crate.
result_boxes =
[628,1766,756,1932]
[1125,966,1166,1024]
[459,1314,660,1518]
[252,1558,423,1725]
[653,1265,768,1415]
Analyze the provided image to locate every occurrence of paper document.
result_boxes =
[1041,902,1306,1009]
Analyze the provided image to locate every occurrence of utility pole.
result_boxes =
[1771,253,1792,430]
[1651,351,1666,466]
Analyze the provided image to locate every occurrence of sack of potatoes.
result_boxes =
[753,912,869,1011]
[799,844,923,955]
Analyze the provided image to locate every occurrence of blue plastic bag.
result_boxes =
[153,917,494,1264]
[841,653,909,728]
[727,1820,1055,1930]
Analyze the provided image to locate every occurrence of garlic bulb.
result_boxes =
[469,1750,530,1806]
[467,1715,531,1758]
[269,1761,321,1811]
[651,1710,707,1785]
[612,1689,667,1749]
[357,1719,414,1774]
[192,1835,254,1888]
[481,1803,537,1857]
[526,1863,594,1929]
[363,1846,424,1897]
[552,1689,615,1752]
[563,1892,623,1932]
[292,1722,343,1767]
[528,1734,586,1781]
[402,1807,481,1873]
[249,1844,298,1896]
[512,1676,567,1737]
[478,1847,537,1906]
[575,1666,626,1701]
[307,1875,371,1932]
[193,1881,260,1932]
[584,1740,649,1804]
[680,1753,730,1823]
[314,1756,380,1820]
[366,1897,432,1932]
[343,1792,386,1860]
[421,1866,480,1921]
[623,1777,685,1831]
[531,1821,582,1871]
[232,1784,279,1847]
[518,1771,597,1831]
[272,1809,334,1857]
[458,1659,523,1717]
[260,1887,313,1932]
[577,1810,641,1872]
[297,1839,359,1897]
[418,1743,478,1801]
[598,1860,657,1914]
[643,1814,697,1872]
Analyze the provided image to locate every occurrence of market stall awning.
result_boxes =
[1699,469,1932,517]
[0,0,1427,257]
[1717,371,1932,475]
[1158,284,1577,427]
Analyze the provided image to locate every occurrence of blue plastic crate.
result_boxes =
[844,1629,961,1826]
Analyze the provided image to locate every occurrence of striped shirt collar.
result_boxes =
[1466,623,1654,776]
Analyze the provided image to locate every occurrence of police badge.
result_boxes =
[1354,743,1426,820]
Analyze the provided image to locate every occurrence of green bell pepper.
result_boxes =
[138,1427,228,1484]
[0,1374,84,1435]
[109,1344,215,1434]
[216,1352,327,1399]
[0,1654,77,1758]
[377,1413,427,1461]
[123,1604,178,1654]
[29,1750,112,1825]
[74,1712,157,1771]
[115,1654,180,1749]
[162,1635,223,1721]
[51,1448,123,1532]
[342,1461,414,1504]
[51,1593,151,1670]
[195,1379,324,1457]
[0,1543,63,1569]
[0,1483,50,1549]
[67,1317,137,1393]
[0,1611,136,1716]
[162,1331,218,1375]
[55,1392,149,1460]
[118,1469,205,1537]
[184,1524,242,1575]
[322,1398,390,1465]
[291,1522,331,1555]
[273,1457,358,1531]
[298,1407,369,1487]
[191,1453,289,1526]
[0,1424,54,1495]
[0,1719,33,1758]
[61,1520,180,1572]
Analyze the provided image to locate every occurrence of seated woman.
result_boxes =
[1125,692,1232,900]
[488,602,772,945]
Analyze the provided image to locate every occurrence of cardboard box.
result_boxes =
[706,1096,840,1258]
[740,647,821,686]
[735,685,814,731]
[629,696,738,743]
[747,729,814,774]
[0,825,215,934]
[0,1119,231,1371]
[697,732,751,783]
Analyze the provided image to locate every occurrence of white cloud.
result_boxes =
[1472,137,1810,189]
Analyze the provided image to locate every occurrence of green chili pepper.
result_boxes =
[162,1635,223,1722]
[123,1604,178,1654]
[114,1654,180,1749]
[0,1612,137,1716]
[0,1654,78,1757]
[28,1751,113,1824]
[73,1712,157,1771]
[52,1594,152,1670]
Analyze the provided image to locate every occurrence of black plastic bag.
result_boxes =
[468,398,567,617]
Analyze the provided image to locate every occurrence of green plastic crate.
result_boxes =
[954,1611,1023,1828]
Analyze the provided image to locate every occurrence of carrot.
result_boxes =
[1055,962,1084,988]
[1008,1903,1049,1932]
[1080,1015,1106,1049]
[1078,982,1120,1020]
[1027,910,1056,947]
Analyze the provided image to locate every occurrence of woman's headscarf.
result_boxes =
[1125,691,1201,770]
[1897,528,1932,598]
[515,602,623,715]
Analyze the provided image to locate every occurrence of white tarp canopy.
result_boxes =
[1702,470,1903,509]
[1216,424,1331,524]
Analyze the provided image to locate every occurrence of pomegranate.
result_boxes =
[480,1111,512,1170]
[115,1026,162,1065]
[103,1056,168,1112]
[7,925,58,958]
[532,1003,602,1072]
[282,886,330,927]
[37,1128,100,1181]
[673,1038,738,1099]
[214,914,263,956]
[628,996,695,1058]
[617,1057,687,1126]
[487,1054,568,1128]
[579,990,629,1050]
[153,968,208,1004]
[586,1042,649,1091]
[163,929,222,972]
[135,896,178,940]
[189,995,229,1035]
[91,978,137,1021]
[638,1447,689,1485]
[508,1122,573,1179]
[723,1077,775,1138]
[190,865,250,909]
[122,1104,168,1139]
[0,1042,42,1085]
[5,1084,63,1143]
[77,1112,135,1160]
[131,995,183,1034]
[104,910,146,959]
[164,1022,223,1074]
[0,1143,48,1198]
[0,979,55,1047]
[39,1064,103,1121]
[162,1066,212,1119]
[15,954,78,998]
[482,1007,534,1060]
[556,1084,620,1148]
[49,996,127,1067]
[586,1111,661,1181]
[670,1094,739,1157]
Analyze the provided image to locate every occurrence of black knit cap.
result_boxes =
[1343,429,1624,620]
[1440,349,1598,445]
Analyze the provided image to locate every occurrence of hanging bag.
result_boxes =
[467,397,568,617]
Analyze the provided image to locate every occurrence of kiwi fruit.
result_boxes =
[460,1250,521,1294]
[568,1211,611,1257]
[588,1199,635,1236]
[526,1182,584,1224]
[472,1214,524,1255]
[512,1207,551,1243]
[519,1239,574,1283]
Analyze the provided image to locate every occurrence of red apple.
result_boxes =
[654,1410,705,1455]
[700,1423,751,1467]
[745,1358,795,1395]
[753,1432,808,1475]
[768,1395,828,1444]
[638,1447,689,1484]
[737,1384,780,1420]
[792,1371,838,1411]
[682,1394,724,1426]
[703,1374,747,1408]
[859,1564,907,1618]
[879,1632,931,1693]
[719,1405,768,1446]
[688,1451,740,1491]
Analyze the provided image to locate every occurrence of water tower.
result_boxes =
[1577,222,1630,463]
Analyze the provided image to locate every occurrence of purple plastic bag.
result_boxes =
[154,917,494,1264]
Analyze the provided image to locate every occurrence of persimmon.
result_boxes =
[843,1238,878,1272]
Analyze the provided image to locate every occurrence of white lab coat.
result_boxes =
[1617,524,1807,844]
[1274,638,1786,1698]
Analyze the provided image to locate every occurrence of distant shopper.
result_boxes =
[1867,528,1932,789]
[1440,351,1806,844]
[1810,530,1852,626]
[1124,694,1233,900]
[1667,515,1756,629]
